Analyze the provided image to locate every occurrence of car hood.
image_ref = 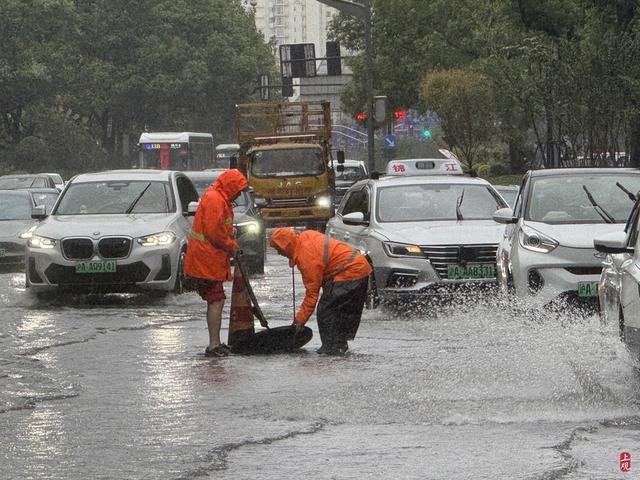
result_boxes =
[0,220,35,239]
[336,180,356,188]
[377,220,505,245]
[34,214,177,239]
[234,211,255,225]
[525,221,624,249]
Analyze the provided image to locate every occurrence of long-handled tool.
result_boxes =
[234,254,269,329]
[292,266,296,321]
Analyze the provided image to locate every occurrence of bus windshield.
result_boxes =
[139,133,214,170]
[251,148,324,177]
[141,143,190,170]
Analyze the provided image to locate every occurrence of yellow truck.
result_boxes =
[235,101,336,230]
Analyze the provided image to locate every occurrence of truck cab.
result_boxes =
[235,102,335,230]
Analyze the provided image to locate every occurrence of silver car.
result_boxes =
[594,197,640,359]
[326,175,508,304]
[0,190,58,271]
[25,170,199,295]
[494,168,640,308]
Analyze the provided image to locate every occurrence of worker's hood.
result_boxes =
[270,227,298,267]
[213,169,248,202]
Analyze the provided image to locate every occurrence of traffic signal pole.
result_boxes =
[364,2,375,175]
[316,0,375,175]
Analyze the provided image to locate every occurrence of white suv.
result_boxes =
[25,170,199,295]
[494,168,640,307]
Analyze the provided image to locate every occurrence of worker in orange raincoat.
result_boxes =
[185,169,248,357]
[270,227,372,355]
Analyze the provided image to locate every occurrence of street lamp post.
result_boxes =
[316,0,375,175]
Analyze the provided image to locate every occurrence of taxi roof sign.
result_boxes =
[386,158,464,176]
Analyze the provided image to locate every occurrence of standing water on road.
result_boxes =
[1,252,639,479]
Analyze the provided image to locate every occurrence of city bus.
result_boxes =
[138,132,214,170]
[214,143,240,169]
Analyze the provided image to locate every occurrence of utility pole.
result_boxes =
[364,2,375,174]
[316,0,375,175]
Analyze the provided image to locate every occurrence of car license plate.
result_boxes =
[0,248,5,258]
[577,281,599,298]
[447,264,496,280]
[75,261,117,274]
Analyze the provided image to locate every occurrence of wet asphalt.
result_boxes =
[1,248,640,479]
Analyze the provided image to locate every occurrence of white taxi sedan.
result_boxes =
[326,160,508,304]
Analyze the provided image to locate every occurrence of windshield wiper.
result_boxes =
[455,188,465,221]
[616,181,638,202]
[582,185,615,223]
[125,182,152,214]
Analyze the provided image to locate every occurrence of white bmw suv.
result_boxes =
[25,170,199,295]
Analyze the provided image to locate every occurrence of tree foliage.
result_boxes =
[420,69,495,169]
[330,0,640,171]
[0,0,275,174]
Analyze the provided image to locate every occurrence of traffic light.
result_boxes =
[422,128,431,139]
[282,76,293,97]
[394,111,406,120]
[326,41,342,76]
[356,113,367,121]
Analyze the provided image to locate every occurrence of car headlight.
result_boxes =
[315,195,332,208]
[137,231,176,247]
[236,221,261,235]
[518,224,558,253]
[383,242,424,257]
[28,235,57,249]
[19,225,38,239]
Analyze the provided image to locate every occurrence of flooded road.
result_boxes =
[1,249,639,479]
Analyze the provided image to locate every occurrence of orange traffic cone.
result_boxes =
[228,264,255,346]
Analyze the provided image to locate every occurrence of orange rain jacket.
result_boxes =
[271,228,372,324]
[184,169,248,282]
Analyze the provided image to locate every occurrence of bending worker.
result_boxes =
[184,169,248,357]
[270,228,372,355]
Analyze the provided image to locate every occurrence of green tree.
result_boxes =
[419,69,496,170]
[0,0,76,148]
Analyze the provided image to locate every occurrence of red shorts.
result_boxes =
[197,281,226,303]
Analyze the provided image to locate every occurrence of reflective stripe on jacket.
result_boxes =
[270,228,372,324]
[184,169,247,282]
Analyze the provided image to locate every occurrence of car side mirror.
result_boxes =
[336,164,345,173]
[342,211,367,226]
[594,231,633,254]
[187,201,199,216]
[492,207,517,224]
[336,150,345,164]
[31,205,47,220]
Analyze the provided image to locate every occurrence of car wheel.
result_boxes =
[619,305,626,341]
[365,260,379,310]
[173,249,186,294]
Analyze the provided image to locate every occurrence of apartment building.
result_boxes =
[243,0,337,61]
